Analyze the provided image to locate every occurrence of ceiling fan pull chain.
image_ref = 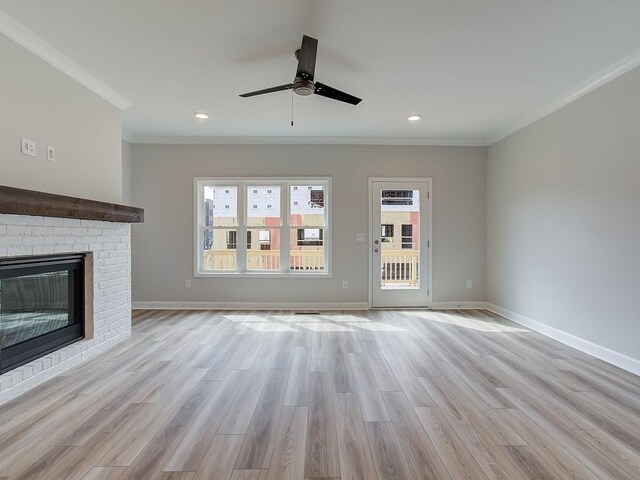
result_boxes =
[291,89,294,127]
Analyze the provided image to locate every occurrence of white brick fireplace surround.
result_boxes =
[0,214,132,404]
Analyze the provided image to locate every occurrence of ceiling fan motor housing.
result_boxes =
[293,77,315,96]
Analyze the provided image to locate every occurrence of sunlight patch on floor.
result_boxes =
[223,314,266,323]
[395,310,439,320]
[347,322,407,332]
[402,311,529,332]
[271,315,320,323]
[318,314,370,323]
[240,322,297,332]
[294,322,356,332]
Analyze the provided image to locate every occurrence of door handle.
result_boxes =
[374,248,379,253]
[374,240,380,245]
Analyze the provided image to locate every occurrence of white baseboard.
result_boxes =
[431,301,489,310]
[133,301,489,311]
[485,303,640,376]
[132,301,370,311]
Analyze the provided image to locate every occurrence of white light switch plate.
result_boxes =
[47,146,55,161]
[21,137,36,157]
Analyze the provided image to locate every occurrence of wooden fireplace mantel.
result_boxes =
[0,185,144,223]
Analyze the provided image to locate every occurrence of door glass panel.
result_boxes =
[380,189,420,289]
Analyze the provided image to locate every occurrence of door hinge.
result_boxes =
[427,240,430,248]
[427,191,430,200]
[427,289,430,296]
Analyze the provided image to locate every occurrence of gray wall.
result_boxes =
[0,34,122,203]
[131,144,486,305]
[122,140,133,205]
[487,66,640,363]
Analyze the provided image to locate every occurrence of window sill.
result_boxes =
[195,271,332,279]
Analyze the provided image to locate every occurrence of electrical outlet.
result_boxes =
[466,280,473,288]
[21,137,36,157]
[47,146,55,162]
[185,279,192,288]
[342,280,349,289]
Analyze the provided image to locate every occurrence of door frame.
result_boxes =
[368,177,433,308]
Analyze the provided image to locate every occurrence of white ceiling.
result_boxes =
[1,0,640,144]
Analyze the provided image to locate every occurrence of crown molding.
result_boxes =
[488,49,640,145]
[121,130,134,144]
[0,10,131,110]
[128,135,488,147]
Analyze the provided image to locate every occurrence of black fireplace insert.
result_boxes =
[0,253,85,374]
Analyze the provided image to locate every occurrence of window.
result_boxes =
[297,228,323,246]
[258,230,271,243]
[226,230,236,249]
[401,224,413,249]
[381,224,394,242]
[227,231,251,250]
[196,178,330,275]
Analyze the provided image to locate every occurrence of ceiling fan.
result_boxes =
[239,35,362,106]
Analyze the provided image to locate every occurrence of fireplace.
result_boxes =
[0,253,85,374]
[0,185,142,404]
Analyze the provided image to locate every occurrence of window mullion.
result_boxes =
[280,182,290,273]
[324,180,330,274]
[198,225,205,273]
[236,183,247,272]
[197,184,204,274]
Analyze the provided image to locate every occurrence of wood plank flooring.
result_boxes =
[1,309,640,479]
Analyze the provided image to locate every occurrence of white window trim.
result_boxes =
[194,177,332,278]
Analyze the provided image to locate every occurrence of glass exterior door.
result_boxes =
[371,181,430,307]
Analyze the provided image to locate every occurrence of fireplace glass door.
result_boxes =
[0,254,85,374]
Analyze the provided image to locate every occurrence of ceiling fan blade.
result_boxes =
[239,84,294,98]
[296,35,318,80]
[314,82,362,105]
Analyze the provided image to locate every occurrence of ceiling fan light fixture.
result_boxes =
[293,77,315,96]
[408,114,422,122]
[194,111,209,120]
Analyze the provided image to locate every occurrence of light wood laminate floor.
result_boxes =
[1,309,640,479]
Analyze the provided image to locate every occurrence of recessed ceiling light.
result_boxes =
[194,112,209,120]
[407,114,422,122]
